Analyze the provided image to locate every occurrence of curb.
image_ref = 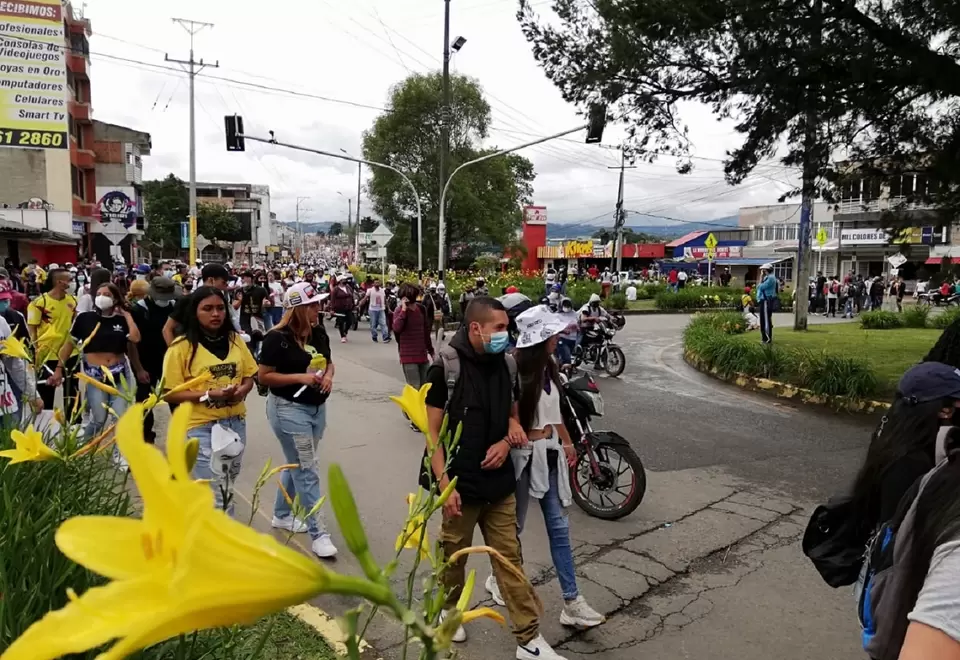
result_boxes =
[623,307,738,316]
[683,350,891,414]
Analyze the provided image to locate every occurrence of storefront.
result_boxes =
[837,226,943,281]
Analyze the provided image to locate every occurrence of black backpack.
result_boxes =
[802,496,870,588]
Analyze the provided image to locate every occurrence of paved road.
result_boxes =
[149,312,875,659]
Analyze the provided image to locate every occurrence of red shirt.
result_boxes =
[668,270,678,283]
[588,266,599,279]
[392,304,434,364]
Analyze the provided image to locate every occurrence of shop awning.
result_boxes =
[926,257,960,265]
[712,257,789,266]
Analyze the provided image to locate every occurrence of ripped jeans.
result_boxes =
[266,394,328,540]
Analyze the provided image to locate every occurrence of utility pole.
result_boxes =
[166,18,218,266]
[794,0,822,331]
[608,147,636,273]
[438,0,451,278]
[295,196,309,260]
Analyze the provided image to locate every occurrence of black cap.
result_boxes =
[900,362,960,404]
[149,276,177,302]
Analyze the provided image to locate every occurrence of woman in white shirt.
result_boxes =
[485,305,604,630]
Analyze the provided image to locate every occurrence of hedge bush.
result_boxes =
[608,292,628,310]
[655,287,741,310]
[932,307,960,329]
[901,306,931,329]
[684,319,879,399]
[860,310,905,329]
[691,310,748,334]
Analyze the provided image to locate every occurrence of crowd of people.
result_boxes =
[0,254,623,660]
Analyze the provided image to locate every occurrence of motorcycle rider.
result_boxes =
[578,294,610,370]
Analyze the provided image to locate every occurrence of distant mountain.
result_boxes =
[546,215,739,240]
[279,221,335,234]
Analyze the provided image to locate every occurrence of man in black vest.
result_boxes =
[129,276,178,443]
[422,297,565,660]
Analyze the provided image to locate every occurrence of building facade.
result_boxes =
[0,1,92,265]
[195,181,271,262]
[92,120,151,266]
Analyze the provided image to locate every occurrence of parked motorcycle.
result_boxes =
[918,291,960,307]
[573,316,627,377]
[561,368,645,519]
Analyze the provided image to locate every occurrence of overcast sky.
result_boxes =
[84,0,801,230]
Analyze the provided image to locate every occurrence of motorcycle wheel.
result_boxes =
[571,441,646,520]
[918,297,931,308]
[572,345,584,368]
[603,346,626,378]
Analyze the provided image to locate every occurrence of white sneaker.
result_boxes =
[272,515,308,533]
[311,534,338,559]
[439,609,467,643]
[517,634,567,660]
[486,574,505,607]
[559,595,605,629]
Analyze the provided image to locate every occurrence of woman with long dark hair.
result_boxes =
[258,282,338,559]
[162,286,257,515]
[485,306,604,630]
[51,282,140,444]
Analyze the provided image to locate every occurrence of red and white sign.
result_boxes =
[523,205,547,225]
[683,246,743,259]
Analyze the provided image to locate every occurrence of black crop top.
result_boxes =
[71,311,130,355]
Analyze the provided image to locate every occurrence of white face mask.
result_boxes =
[153,298,173,307]
[95,295,115,311]
[163,270,174,278]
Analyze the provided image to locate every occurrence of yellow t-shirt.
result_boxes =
[172,273,183,284]
[162,335,258,429]
[27,293,77,363]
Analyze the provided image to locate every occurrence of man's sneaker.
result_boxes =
[311,534,338,559]
[383,337,392,343]
[272,515,308,534]
[559,595,605,628]
[517,634,567,660]
[340,337,347,344]
[485,574,505,606]
[439,609,467,643]
[372,337,379,343]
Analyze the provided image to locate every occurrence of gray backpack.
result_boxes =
[858,444,960,658]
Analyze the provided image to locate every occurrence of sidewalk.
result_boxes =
[229,348,862,659]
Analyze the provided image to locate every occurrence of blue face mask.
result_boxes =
[0,301,10,313]
[483,330,510,354]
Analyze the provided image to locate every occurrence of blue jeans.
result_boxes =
[556,338,577,366]
[266,394,328,540]
[190,415,247,517]
[369,309,388,340]
[844,298,854,318]
[516,455,578,600]
[82,364,132,441]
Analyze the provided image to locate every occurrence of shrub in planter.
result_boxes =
[689,311,748,334]
[789,348,878,398]
[608,292,627,310]
[901,306,931,329]
[931,307,960,329]
[859,310,904,329]
[656,287,739,310]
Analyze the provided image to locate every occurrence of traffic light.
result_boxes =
[585,104,608,144]
[225,115,245,152]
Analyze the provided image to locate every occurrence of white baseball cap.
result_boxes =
[515,306,568,350]
[283,281,328,309]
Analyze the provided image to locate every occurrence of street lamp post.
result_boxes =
[437,124,591,278]
[295,196,309,259]
[235,131,424,271]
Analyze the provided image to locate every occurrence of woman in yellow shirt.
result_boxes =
[162,286,257,516]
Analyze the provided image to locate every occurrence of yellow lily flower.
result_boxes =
[461,606,506,626]
[395,493,430,560]
[389,383,432,442]
[265,463,299,480]
[0,425,61,464]
[0,334,30,361]
[76,372,121,397]
[142,393,160,411]
[100,365,117,387]
[1,403,367,660]
[162,371,213,399]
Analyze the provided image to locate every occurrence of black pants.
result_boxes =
[336,311,353,338]
[758,299,773,344]
[135,368,163,443]
[827,298,837,316]
[37,356,79,413]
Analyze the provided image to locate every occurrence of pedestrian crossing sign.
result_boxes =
[704,232,718,250]
[816,227,828,246]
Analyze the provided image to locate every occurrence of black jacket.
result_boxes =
[419,328,516,504]
[131,298,175,373]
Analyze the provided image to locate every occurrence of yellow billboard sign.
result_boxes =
[564,240,594,258]
[0,0,69,150]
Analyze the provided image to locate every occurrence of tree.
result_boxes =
[592,227,659,244]
[363,72,535,268]
[315,229,326,237]
[197,203,241,241]
[328,222,343,237]
[359,216,378,233]
[518,0,960,217]
[142,174,187,250]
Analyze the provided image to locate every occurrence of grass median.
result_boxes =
[684,313,943,399]
[752,323,940,393]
